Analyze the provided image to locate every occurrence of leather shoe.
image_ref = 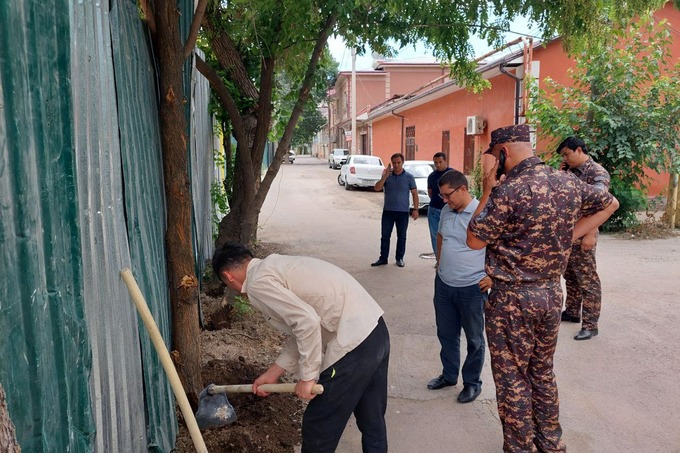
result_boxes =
[396,259,405,267]
[457,385,481,403]
[561,311,580,323]
[427,375,456,390]
[371,259,388,267]
[574,328,598,340]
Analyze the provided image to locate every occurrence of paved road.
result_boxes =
[262,156,680,453]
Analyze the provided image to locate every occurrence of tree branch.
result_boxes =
[195,54,247,144]
[139,0,157,35]
[256,12,339,205]
[251,56,276,174]
[203,10,260,101]
[411,23,543,39]
[183,0,208,58]
[250,5,282,173]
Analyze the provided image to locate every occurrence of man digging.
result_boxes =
[212,243,390,453]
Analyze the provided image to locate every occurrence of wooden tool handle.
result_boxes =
[211,383,324,394]
[121,269,208,452]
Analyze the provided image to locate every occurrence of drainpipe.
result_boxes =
[499,61,522,125]
[391,110,405,154]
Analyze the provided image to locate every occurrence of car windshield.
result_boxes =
[333,149,349,156]
[353,157,382,166]
[404,164,434,178]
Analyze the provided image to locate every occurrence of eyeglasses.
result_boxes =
[438,186,462,200]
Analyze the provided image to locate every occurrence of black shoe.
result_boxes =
[396,259,405,267]
[457,385,481,403]
[561,311,581,323]
[371,259,388,267]
[574,328,598,340]
[427,375,457,390]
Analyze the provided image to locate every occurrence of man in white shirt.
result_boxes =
[212,243,390,453]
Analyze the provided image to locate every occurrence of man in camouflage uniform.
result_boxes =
[557,136,611,340]
[466,124,619,452]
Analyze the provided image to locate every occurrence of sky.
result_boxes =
[329,17,541,71]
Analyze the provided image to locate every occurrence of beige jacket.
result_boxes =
[243,255,384,381]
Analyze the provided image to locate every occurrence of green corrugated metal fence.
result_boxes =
[0,0,213,451]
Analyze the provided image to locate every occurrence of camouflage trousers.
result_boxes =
[485,283,567,453]
[564,244,601,330]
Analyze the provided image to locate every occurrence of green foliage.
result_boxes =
[199,0,665,244]
[232,295,253,319]
[528,14,680,232]
[210,145,231,239]
[291,107,327,147]
[270,53,337,143]
[468,151,483,199]
[338,0,664,88]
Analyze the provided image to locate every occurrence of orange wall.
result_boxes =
[371,72,519,170]
[371,116,404,164]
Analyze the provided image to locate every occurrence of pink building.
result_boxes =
[363,3,680,196]
[325,59,448,157]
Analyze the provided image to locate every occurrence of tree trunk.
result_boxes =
[199,5,336,247]
[662,174,679,228]
[0,383,20,453]
[151,1,202,407]
[216,128,259,246]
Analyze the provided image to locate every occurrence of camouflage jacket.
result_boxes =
[468,156,614,286]
[569,157,610,191]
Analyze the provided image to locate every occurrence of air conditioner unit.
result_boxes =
[466,116,486,135]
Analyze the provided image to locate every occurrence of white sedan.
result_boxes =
[338,155,385,190]
[403,160,435,210]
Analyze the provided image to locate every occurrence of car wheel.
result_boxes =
[344,178,351,190]
[337,174,344,186]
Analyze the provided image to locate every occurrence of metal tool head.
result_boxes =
[195,383,237,430]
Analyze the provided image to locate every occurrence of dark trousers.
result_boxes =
[564,244,601,330]
[433,275,486,388]
[486,285,566,453]
[302,317,390,453]
[379,210,409,261]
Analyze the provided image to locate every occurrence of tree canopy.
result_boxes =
[198,0,668,246]
[528,13,680,230]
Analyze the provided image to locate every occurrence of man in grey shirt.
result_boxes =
[372,153,419,267]
[427,170,490,404]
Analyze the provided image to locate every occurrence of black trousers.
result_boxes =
[301,317,390,453]
[379,210,409,261]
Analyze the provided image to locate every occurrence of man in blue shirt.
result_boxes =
[372,153,419,267]
[427,169,490,404]
[427,152,453,254]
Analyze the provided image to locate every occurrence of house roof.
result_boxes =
[374,56,441,68]
[365,38,553,123]
[335,56,444,80]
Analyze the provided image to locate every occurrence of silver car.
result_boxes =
[328,148,350,169]
[403,160,435,210]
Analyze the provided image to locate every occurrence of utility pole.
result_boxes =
[351,47,357,154]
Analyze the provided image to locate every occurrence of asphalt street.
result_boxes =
[262,155,680,453]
